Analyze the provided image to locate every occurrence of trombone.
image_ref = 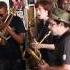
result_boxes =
[0,14,13,45]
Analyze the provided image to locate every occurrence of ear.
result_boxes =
[6,10,8,14]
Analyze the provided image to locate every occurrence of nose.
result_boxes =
[36,10,40,15]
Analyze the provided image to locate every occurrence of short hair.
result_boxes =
[0,1,7,9]
[35,0,52,11]
[35,0,52,17]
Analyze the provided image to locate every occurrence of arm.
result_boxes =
[4,16,26,45]
[49,64,70,70]
[38,43,55,50]
[37,62,70,70]
[63,64,70,70]
[31,42,55,50]
[5,26,25,44]
[31,38,55,50]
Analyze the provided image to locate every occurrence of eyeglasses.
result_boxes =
[54,20,61,24]
[48,19,61,27]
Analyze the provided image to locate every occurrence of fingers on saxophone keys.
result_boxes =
[31,43,38,49]
[31,43,42,49]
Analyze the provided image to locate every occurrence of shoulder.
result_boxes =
[11,15,23,25]
[12,16,22,21]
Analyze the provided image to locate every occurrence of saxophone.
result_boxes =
[24,23,51,70]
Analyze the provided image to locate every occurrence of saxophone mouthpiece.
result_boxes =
[40,31,51,43]
[48,31,51,35]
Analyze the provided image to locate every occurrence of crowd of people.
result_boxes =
[0,0,70,70]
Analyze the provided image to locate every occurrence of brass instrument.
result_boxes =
[24,24,51,70]
[0,14,13,45]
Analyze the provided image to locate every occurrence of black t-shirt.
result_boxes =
[36,20,56,65]
[36,20,53,43]
[53,31,70,65]
[61,31,70,64]
[0,16,25,60]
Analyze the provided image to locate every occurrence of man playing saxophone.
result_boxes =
[31,0,57,66]
[30,0,65,70]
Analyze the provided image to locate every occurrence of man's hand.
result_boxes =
[3,25,24,44]
[31,43,55,50]
[5,26,13,33]
[31,42,42,49]
[37,61,49,70]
